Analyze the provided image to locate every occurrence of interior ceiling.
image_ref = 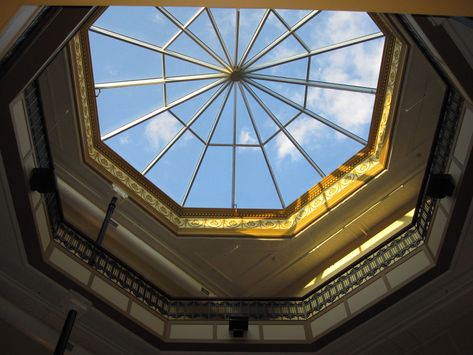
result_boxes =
[38,14,445,298]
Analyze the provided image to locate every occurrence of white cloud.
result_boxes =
[144,112,181,150]
[119,134,132,145]
[275,116,325,161]
[239,128,257,144]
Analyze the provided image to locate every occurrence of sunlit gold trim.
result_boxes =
[70,11,406,237]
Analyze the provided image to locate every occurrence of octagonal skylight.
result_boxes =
[87,6,385,209]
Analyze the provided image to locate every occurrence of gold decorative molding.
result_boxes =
[69,11,406,237]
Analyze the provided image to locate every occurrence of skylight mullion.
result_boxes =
[303,57,311,108]
[238,9,270,67]
[162,54,167,106]
[168,110,206,145]
[246,78,368,145]
[234,9,240,68]
[94,73,228,90]
[162,7,205,50]
[206,8,234,67]
[140,81,230,175]
[232,85,237,208]
[241,10,320,70]
[102,78,227,141]
[209,143,260,147]
[238,83,286,208]
[246,73,377,95]
[271,9,311,52]
[181,84,234,206]
[246,32,384,73]
[90,26,227,74]
[263,112,303,145]
[157,7,231,71]
[242,80,326,178]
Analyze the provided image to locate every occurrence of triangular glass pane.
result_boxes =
[185,146,233,208]
[168,31,222,67]
[170,85,221,124]
[164,6,201,24]
[275,9,312,27]
[265,131,320,205]
[93,6,180,47]
[255,57,308,80]
[166,78,219,104]
[188,10,228,65]
[244,12,286,65]
[306,87,375,141]
[210,86,235,144]
[286,114,364,175]
[253,34,307,66]
[89,31,162,83]
[236,90,258,145]
[242,86,279,142]
[190,88,229,141]
[253,79,306,107]
[249,85,300,125]
[237,8,266,63]
[164,54,218,77]
[209,8,237,64]
[97,84,163,136]
[296,11,380,50]
[105,111,183,173]
[235,147,282,209]
[147,130,204,204]
[309,37,385,88]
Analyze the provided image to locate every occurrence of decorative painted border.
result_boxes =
[70,12,406,236]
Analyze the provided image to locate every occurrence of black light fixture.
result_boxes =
[427,174,455,199]
[30,167,56,193]
[229,316,248,338]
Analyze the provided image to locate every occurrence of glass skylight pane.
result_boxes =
[253,79,305,106]
[286,114,363,175]
[168,32,222,67]
[105,111,182,172]
[164,6,201,24]
[147,130,204,203]
[170,85,221,124]
[236,147,282,209]
[235,90,258,145]
[296,11,380,50]
[96,84,163,136]
[209,8,237,63]
[309,37,385,88]
[166,78,220,103]
[253,32,307,65]
[249,85,300,125]
[185,146,232,208]
[237,8,266,63]
[93,6,179,47]
[210,87,235,144]
[254,57,308,80]
[275,9,312,27]
[265,132,320,205]
[190,89,228,141]
[244,12,286,65]
[89,31,162,83]
[164,55,218,77]
[307,87,375,141]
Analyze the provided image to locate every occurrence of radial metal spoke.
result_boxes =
[303,57,311,108]
[242,80,326,178]
[234,9,240,68]
[182,84,234,206]
[238,83,286,208]
[157,7,231,70]
[102,79,226,141]
[90,26,228,73]
[245,78,367,145]
[272,9,311,52]
[232,84,237,208]
[246,73,377,94]
[238,9,270,67]
[206,8,234,67]
[246,32,384,73]
[141,81,230,175]
[162,54,167,106]
[162,8,204,50]
[242,10,320,70]
[95,73,228,89]
[209,143,260,147]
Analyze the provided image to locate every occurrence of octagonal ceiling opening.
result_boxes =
[86,6,386,211]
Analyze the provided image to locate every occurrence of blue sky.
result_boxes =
[88,6,385,209]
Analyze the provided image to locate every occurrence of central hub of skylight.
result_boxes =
[87,6,386,210]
